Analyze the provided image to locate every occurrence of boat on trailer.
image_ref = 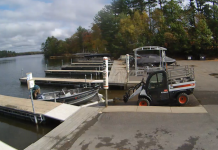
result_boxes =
[36,86,99,105]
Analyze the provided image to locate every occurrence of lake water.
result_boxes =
[0,54,126,149]
[0,55,77,150]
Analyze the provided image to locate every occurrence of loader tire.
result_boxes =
[138,98,150,106]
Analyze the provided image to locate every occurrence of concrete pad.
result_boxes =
[102,106,137,112]
[44,104,81,121]
[171,105,207,113]
[137,106,172,113]
[0,141,17,150]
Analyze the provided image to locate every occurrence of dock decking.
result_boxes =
[71,62,113,65]
[0,95,81,122]
[19,77,103,86]
[61,65,111,70]
[45,70,103,75]
[109,60,127,87]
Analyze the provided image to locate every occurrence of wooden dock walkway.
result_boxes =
[71,62,113,65]
[19,77,103,86]
[0,95,81,122]
[61,65,111,70]
[109,60,127,87]
[45,70,103,75]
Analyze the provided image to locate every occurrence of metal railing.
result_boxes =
[167,65,195,84]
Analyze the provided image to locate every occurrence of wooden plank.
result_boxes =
[71,63,113,65]
[0,95,61,114]
[45,70,103,73]
[109,60,127,85]
[19,77,103,84]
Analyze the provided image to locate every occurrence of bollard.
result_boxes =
[62,60,63,66]
[71,58,72,64]
[46,64,47,70]
[96,72,97,79]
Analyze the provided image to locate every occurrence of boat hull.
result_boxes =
[37,87,99,105]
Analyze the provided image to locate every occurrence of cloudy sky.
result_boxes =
[0,0,111,52]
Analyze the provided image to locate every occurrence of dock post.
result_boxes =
[54,92,56,103]
[21,68,23,77]
[85,74,87,88]
[30,90,38,124]
[126,54,130,83]
[103,57,109,107]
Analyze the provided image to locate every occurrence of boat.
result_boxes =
[36,86,99,105]
[75,53,112,63]
[130,54,176,67]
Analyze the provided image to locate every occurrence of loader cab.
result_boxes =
[145,71,169,105]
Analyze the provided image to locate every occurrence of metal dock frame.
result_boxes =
[0,106,45,123]
[133,46,167,76]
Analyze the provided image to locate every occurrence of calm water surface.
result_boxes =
[0,54,126,149]
[0,55,73,150]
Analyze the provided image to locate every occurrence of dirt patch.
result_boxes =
[209,73,218,78]
[189,65,196,67]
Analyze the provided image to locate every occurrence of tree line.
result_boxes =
[0,50,16,58]
[41,0,218,58]
[0,50,43,58]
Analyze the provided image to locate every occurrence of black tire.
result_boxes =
[177,93,189,106]
[137,98,150,106]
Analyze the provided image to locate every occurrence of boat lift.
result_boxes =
[133,46,167,76]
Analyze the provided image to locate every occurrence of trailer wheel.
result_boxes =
[177,93,189,106]
[138,98,150,106]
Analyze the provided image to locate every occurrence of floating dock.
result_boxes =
[0,94,81,123]
[71,62,113,65]
[19,77,103,86]
[45,70,103,76]
[61,65,112,70]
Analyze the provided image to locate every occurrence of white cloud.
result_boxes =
[0,0,111,52]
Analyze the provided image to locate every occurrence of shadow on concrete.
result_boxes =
[106,94,200,107]
[194,91,218,105]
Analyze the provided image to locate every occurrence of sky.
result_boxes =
[0,0,111,52]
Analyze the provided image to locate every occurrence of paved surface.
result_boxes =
[25,107,101,150]
[26,60,218,150]
[70,60,218,150]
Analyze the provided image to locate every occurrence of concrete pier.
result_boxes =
[0,94,82,122]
